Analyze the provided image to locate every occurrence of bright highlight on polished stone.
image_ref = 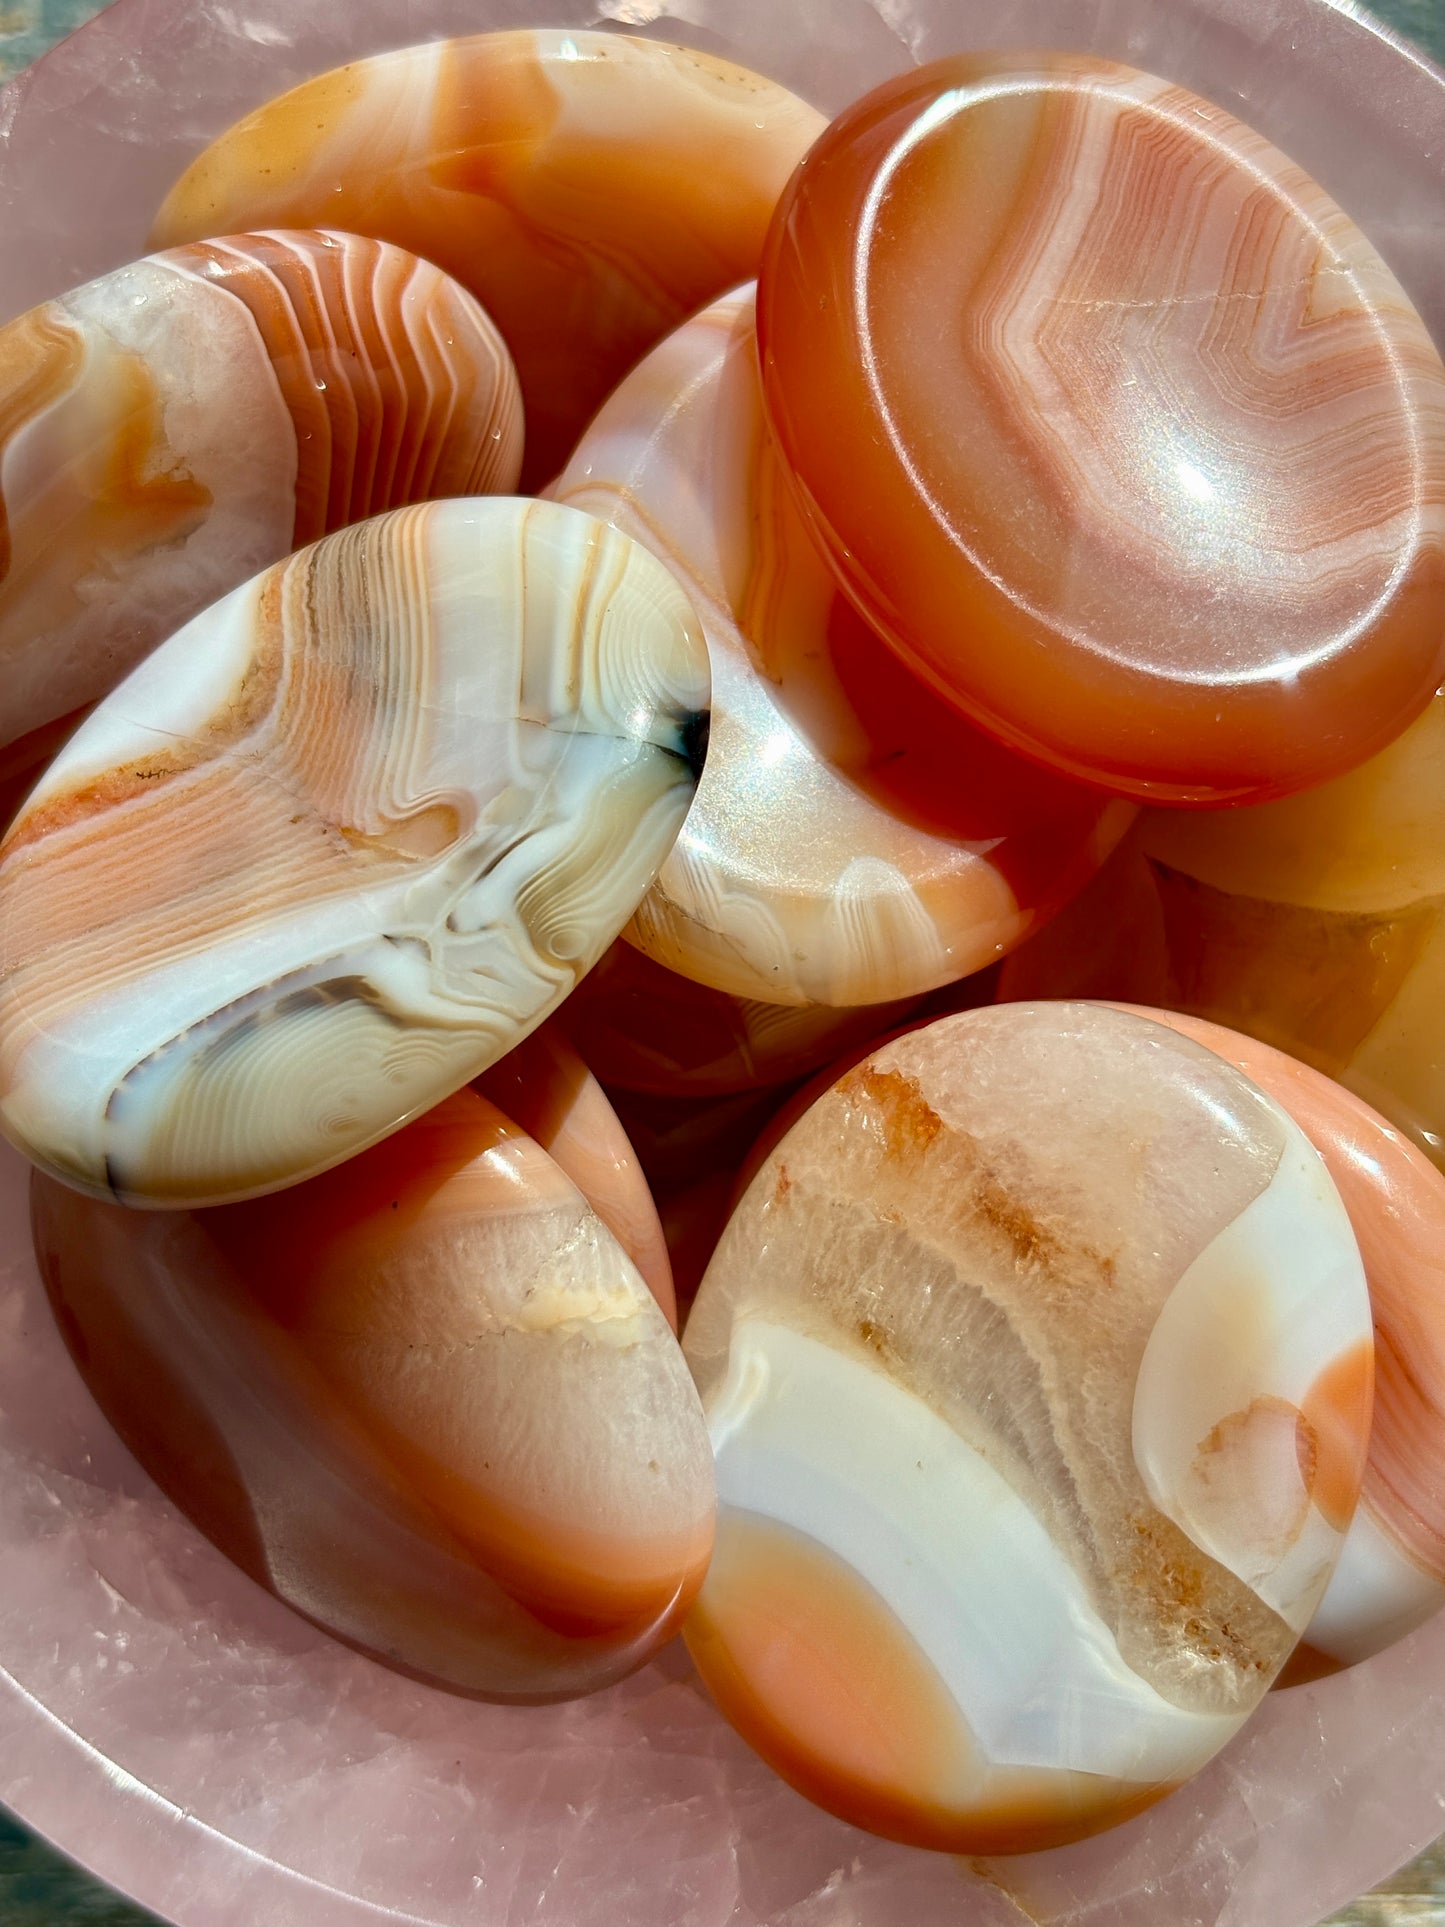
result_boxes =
[0,228,522,755]
[151,30,825,489]
[31,1084,715,1700]
[0,497,709,1206]
[552,285,1130,1008]
[683,1003,1374,1851]
[758,51,1445,804]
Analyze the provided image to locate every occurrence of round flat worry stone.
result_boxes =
[32,1085,715,1702]
[1115,1006,1445,1673]
[0,497,709,1207]
[682,1002,1373,1853]
[151,31,825,490]
[757,52,1445,805]
[0,229,522,760]
[551,285,1131,1008]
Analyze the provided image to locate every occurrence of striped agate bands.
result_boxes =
[683,1005,1374,1851]
[0,498,709,1207]
[758,51,1445,803]
[0,228,523,751]
[150,30,826,489]
[1111,1005,1445,1670]
[553,285,1132,1010]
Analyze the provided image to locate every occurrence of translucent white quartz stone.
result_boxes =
[683,1002,1374,1852]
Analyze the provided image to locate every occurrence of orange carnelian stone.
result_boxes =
[758,51,1445,805]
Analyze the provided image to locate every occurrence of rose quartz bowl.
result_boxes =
[2,2,1444,1922]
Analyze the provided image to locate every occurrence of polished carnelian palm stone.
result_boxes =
[757,52,1445,804]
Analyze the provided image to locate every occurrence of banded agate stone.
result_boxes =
[683,1004,1373,1852]
[551,286,1129,1008]
[758,53,1445,804]
[0,498,709,1206]
[0,229,522,756]
[1116,1006,1445,1671]
[475,1023,675,1330]
[32,1085,714,1701]
[151,31,825,490]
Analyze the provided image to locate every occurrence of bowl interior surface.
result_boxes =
[1,2,1444,1924]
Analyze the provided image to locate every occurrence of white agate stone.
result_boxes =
[0,497,708,1206]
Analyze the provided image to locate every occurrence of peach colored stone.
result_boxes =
[6,0,1445,1921]
[685,1004,1373,1850]
[1112,1004,1445,1668]
[476,1024,674,1330]
[31,1085,714,1701]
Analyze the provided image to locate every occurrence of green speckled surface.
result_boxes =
[1,1,1444,1922]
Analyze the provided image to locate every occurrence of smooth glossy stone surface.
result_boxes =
[1112,1005,1445,1670]
[475,1023,674,1329]
[0,497,708,1205]
[551,285,1131,1006]
[561,938,915,1096]
[1138,687,1445,1168]
[9,5,1445,1925]
[758,51,1445,804]
[151,31,825,491]
[32,1085,714,1700]
[1004,695,1445,1172]
[684,1003,1373,1852]
[0,228,522,753]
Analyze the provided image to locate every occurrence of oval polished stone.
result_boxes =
[551,285,1131,1007]
[683,1003,1373,1852]
[32,1085,715,1701]
[757,52,1445,804]
[1114,1005,1445,1671]
[0,229,522,757]
[474,1022,675,1329]
[0,498,709,1206]
[151,31,825,490]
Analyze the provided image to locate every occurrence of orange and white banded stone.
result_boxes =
[683,1003,1373,1851]
[0,498,709,1206]
[0,229,522,755]
[151,32,825,490]
[758,52,1445,804]
[551,286,1130,1008]
[32,1085,715,1701]
[1116,1006,1445,1670]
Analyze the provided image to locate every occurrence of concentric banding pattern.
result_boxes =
[151,30,826,487]
[0,497,709,1205]
[758,51,1445,802]
[0,228,523,751]
[551,286,1130,1008]
[683,1003,1373,1848]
